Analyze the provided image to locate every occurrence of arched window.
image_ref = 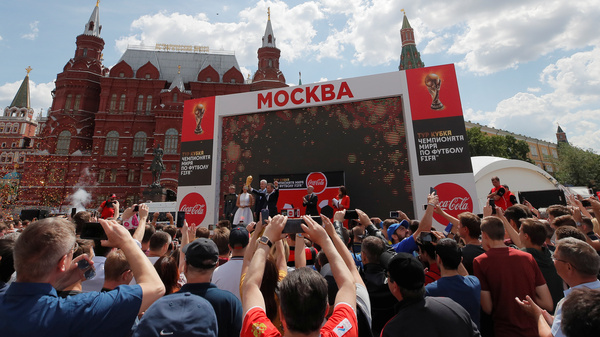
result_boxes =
[12,123,18,133]
[56,130,71,155]
[104,131,119,156]
[73,95,81,112]
[65,94,72,111]
[132,131,147,157]
[0,153,6,163]
[164,128,179,154]
[7,153,13,163]
[145,95,153,113]
[119,94,126,112]
[173,93,178,102]
[109,94,117,112]
[0,123,5,133]
[18,152,25,162]
[137,95,144,112]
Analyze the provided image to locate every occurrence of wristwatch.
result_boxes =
[258,236,272,248]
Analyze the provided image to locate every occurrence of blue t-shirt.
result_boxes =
[392,235,417,254]
[0,282,143,337]
[425,275,481,328]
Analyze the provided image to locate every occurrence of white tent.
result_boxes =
[470,156,559,213]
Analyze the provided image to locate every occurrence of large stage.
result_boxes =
[177,64,478,227]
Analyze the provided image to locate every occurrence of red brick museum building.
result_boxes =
[16,3,287,208]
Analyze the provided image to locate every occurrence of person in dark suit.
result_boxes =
[303,186,319,216]
[264,181,279,217]
[251,179,268,221]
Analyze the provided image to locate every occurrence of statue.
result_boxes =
[150,145,165,188]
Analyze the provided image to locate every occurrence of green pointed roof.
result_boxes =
[10,73,30,109]
[402,14,411,29]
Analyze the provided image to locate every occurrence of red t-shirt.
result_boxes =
[474,247,546,337]
[241,303,358,337]
[99,200,116,219]
[424,262,441,285]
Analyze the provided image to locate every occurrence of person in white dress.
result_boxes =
[233,184,254,226]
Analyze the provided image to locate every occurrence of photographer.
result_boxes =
[97,194,120,220]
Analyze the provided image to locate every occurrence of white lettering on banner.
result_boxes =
[179,204,206,215]
[258,82,355,109]
[307,178,326,187]
[439,197,470,211]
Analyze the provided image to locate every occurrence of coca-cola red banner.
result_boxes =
[432,182,473,225]
[258,171,344,216]
[179,192,207,226]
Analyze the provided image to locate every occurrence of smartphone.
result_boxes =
[260,209,270,225]
[489,199,497,215]
[208,224,215,230]
[176,211,186,228]
[420,232,433,243]
[77,259,96,280]
[430,187,437,195]
[344,210,359,219]
[80,222,108,240]
[133,205,139,212]
[70,208,77,218]
[581,199,591,207]
[389,211,399,218]
[282,216,322,233]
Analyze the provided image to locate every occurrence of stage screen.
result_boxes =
[219,96,413,219]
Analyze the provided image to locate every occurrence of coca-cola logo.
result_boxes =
[306,172,327,194]
[432,182,473,225]
[179,192,207,226]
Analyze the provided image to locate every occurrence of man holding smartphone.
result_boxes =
[0,217,165,336]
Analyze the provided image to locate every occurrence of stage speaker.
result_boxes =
[518,189,566,209]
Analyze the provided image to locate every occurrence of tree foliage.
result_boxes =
[554,143,600,188]
[466,127,532,162]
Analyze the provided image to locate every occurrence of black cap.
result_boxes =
[387,253,425,290]
[229,226,249,248]
[182,238,218,268]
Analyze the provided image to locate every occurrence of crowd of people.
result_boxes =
[0,176,599,337]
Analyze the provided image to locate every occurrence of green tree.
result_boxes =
[554,143,600,188]
[466,127,532,162]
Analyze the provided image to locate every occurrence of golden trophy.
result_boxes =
[194,103,205,134]
[424,74,444,110]
[245,175,253,187]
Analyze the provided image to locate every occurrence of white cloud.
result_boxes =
[423,35,448,54]
[527,87,541,93]
[464,46,600,150]
[435,1,600,74]
[21,21,39,40]
[114,1,324,69]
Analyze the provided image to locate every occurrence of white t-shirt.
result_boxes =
[212,256,244,301]
[81,256,106,292]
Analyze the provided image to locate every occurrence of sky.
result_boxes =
[0,0,599,151]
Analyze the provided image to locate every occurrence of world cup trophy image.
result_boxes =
[424,73,444,110]
[194,103,205,134]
